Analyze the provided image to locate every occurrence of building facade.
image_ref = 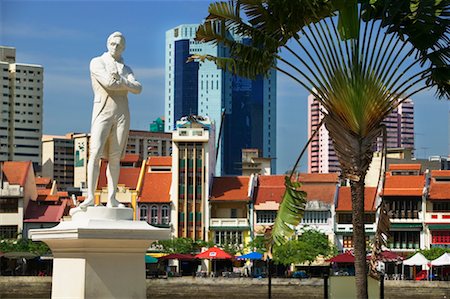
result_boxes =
[165,24,276,175]
[170,116,215,241]
[73,130,172,189]
[1,47,43,168]
[41,134,75,190]
[307,95,414,173]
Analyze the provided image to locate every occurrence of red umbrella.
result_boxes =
[326,251,355,263]
[195,247,233,276]
[195,247,234,260]
[159,253,196,261]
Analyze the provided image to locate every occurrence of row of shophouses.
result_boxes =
[1,117,450,255]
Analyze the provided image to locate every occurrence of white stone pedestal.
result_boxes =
[29,206,170,299]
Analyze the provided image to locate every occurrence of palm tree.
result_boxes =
[192,0,449,298]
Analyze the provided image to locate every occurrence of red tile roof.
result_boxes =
[210,176,250,201]
[336,186,377,211]
[255,174,338,205]
[97,161,141,189]
[148,156,172,167]
[24,200,68,222]
[2,161,31,186]
[389,164,421,171]
[139,172,172,203]
[37,189,51,196]
[382,174,425,197]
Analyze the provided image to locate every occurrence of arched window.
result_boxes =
[139,205,148,222]
[151,205,158,224]
[161,205,170,224]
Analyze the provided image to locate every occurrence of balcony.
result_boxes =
[335,223,376,234]
[0,184,23,197]
[426,212,450,224]
[210,218,249,230]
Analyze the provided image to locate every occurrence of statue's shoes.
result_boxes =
[106,200,125,208]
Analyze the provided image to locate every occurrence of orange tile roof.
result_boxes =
[37,189,51,196]
[428,171,450,200]
[35,177,52,186]
[297,173,339,183]
[121,154,141,163]
[2,161,31,186]
[148,156,172,167]
[255,174,337,205]
[382,174,425,197]
[389,164,421,171]
[139,172,172,203]
[97,161,141,189]
[431,170,450,177]
[210,176,250,201]
[336,186,377,211]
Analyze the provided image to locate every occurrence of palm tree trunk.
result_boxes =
[351,177,368,299]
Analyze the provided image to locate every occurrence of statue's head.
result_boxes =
[107,31,126,60]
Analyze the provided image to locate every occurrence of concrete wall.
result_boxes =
[1,277,449,299]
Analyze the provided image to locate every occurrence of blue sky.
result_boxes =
[1,0,448,174]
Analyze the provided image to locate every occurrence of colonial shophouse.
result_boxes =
[209,176,255,249]
[335,186,377,252]
[381,164,426,253]
[137,156,172,228]
[425,170,450,249]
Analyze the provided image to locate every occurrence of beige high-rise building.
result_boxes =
[41,134,75,189]
[0,46,43,168]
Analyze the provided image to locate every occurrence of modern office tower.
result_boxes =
[307,94,415,173]
[165,24,276,175]
[73,130,172,189]
[0,46,43,168]
[170,116,215,241]
[41,134,75,189]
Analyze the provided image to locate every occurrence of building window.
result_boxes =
[343,236,353,248]
[214,231,243,246]
[0,198,18,213]
[390,231,420,249]
[0,225,18,239]
[151,205,158,224]
[140,205,148,221]
[256,210,277,224]
[301,211,329,224]
[431,231,450,245]
[230,208,237,218]
[161,205,170,224]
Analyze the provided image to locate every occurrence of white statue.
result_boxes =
[73,31,142,213]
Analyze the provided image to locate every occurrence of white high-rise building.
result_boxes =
[0,46,43,168]
[165,24,276,175]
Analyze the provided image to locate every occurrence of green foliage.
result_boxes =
[410,247,450,260]
[273,228,336,265]
[153,238,215,254]
[270,177,307,246]
[246,236,267,254]
[0,239,50,256]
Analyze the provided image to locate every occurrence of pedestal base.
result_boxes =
[29,206,170,299]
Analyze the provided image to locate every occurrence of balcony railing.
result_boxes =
[336,223,375,234]
[0,184,23,197]
[210,218,249,228]
[425,212,450,223]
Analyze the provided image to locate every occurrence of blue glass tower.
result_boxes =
[165,24,276,175]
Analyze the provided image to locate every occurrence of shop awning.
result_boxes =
[390,223,422,230]
[145,255,158,264]
[428,224,450,230]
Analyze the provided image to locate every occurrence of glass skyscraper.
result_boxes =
[165,24,276,175]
